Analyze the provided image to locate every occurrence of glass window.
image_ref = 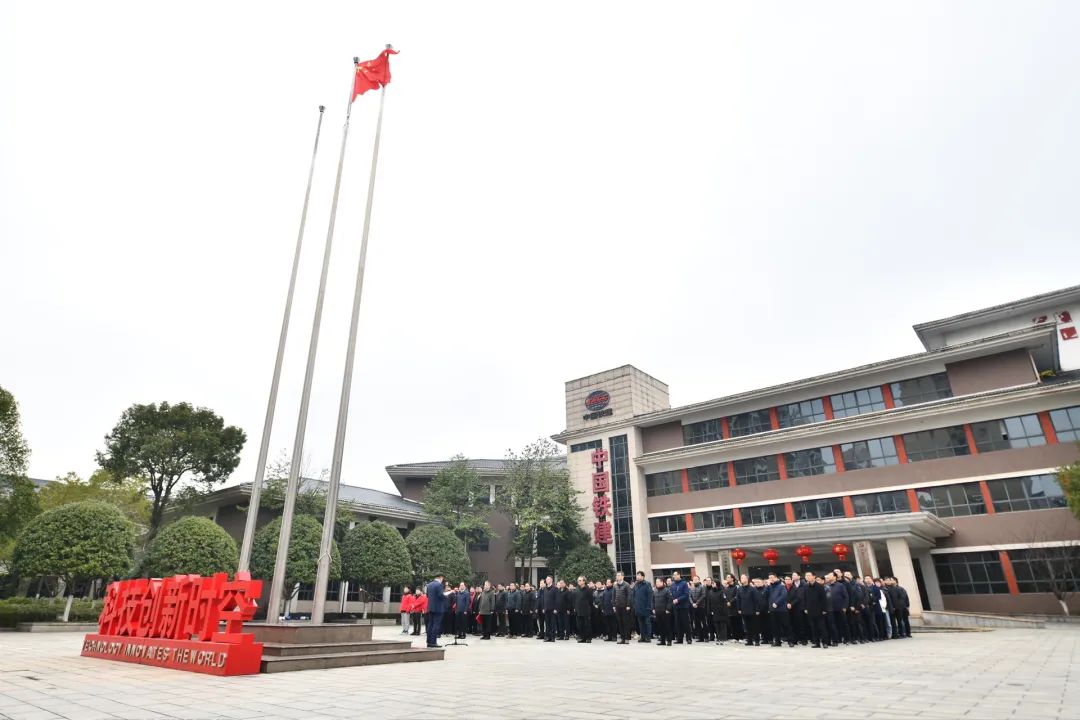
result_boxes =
[570,439,602,453]
[916,483,986,518]
[1008,548,1080,594]
[296,583,314,601]
[933,552,1010,595]
[840,437,900,470]
[683,419,722,445]
[651,567,693,582]
[785,447,837,477]
[687,463,726,492]
[851,490,910,516]
[987,474,1066,512]
[739,504,785,526]
[902,426,971,462]
[776,399,826,428]
[609,435,636,578]
[830,386,886,418]
[346,581,363,602]
[732,455,780,485]
[326,579,341,602]
[728,410,772,437]
[970,415,1045,452]
[1050,406,1080,442]
[890,373,952,407]
[690,509,735,531]
[792,497,846,522]
[645,470,683,497]
[649,514,686,541]
[471,536,490,552]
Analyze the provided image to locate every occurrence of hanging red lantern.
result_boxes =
[832,543,850,562]
[763,548,779,566]
[731,548,746,566]
[796,544,813,564]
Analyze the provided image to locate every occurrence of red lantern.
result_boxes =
[731,548,746,566]
[832,543,850,562]
[796,544,813,564]
[763,548,779,566]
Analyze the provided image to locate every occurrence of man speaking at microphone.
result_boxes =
[425,573,447,648]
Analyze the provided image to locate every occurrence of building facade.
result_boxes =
[553,286,1080,616]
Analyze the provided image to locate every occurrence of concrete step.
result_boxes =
[912,625,990,633]
[260,647,444,673]
[261,640,412,657]
[247,623,373,645]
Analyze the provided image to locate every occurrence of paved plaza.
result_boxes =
[0,624,1077,720]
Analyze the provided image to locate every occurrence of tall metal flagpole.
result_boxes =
[266,61,359,624]
[238,105,326,573]
[311,45,392,625]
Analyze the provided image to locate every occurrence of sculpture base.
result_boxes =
[81,634,263,676]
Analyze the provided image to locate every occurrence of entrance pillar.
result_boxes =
[885,538,924,618]
[692,551,712,580]
[854,540,879,578]
[912,550,943,611]
[717,550,733,578]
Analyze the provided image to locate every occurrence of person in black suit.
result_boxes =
[803,572,829,649]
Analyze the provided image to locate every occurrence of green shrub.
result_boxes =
[250,516,340,597]
[13,502,135,584]
[404,524,471,586]
[142,516,239,577]
[554,545,615,583]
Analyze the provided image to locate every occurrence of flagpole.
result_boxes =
[238,105,326,574]
[311,45,393,625]
[266,61,359,624]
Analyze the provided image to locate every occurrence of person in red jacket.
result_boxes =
[399,586,413,634]
[411,587,428,636]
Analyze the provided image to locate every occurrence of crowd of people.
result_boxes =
[400,568,914,649]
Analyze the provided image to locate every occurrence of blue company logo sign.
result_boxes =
[585,390,610,412]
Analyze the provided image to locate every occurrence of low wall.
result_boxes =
[16,622,99,633]
[922,611,1045,629]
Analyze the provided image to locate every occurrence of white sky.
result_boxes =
[3,2,1079,496]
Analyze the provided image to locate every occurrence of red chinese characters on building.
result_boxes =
[591,448,611,548]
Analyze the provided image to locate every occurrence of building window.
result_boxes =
[570,439,603,453]
[728,409,772,437]
[851,490,910,516]
[326,579,341,602]
[690,509,735,530]
[792,497,846,522]
[890,373,952,407]
[732,456,780,485]
[296,583,314,601]
[389,586,404,603]
[840,437,900,470]
[784,447,837,477]
[933,552,1010,595]
[916,483,986,518]
[651,567,693,582]
[1008,548,1080,594]
[683,419,722,445]
[346,581,363,602]
[739,504,785,526]
[648,514,686,541]
[902,426,970,462]
[609,435,636,577]
[776,399,826,428]
[645,470,683,497]
[830,386,886,418]
[687,463,726,491]
[970,415,1046,452]
[987,474,1066,512]
[470,536,490,552]
[1050,405,1080,442]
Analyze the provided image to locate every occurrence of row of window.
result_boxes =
[569,439,602,453]
[296,581,406,603]
[934,549,1080,595]
[681,373,954,446]
[648,473,1068,540]
[647,405,1079,498]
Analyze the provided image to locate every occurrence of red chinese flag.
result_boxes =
[353,48,398,100]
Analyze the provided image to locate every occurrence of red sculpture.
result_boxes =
[82,573,264,676]
[763,548,779,566]
[796,544,813,564]
[731,548,746,566]
[832,543,850,562]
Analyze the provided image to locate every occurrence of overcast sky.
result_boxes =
[3,2,1079,496]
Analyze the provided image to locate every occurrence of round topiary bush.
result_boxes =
[142,516,239,577]
[250,515,340,597]
[555,545,615,583]
[341,521,412,591]
[404,524,471,586]
[13,501,135,585]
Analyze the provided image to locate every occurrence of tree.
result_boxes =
[0,475,41,571]
[250,515,340,604]
[13,502,135,620]
[1018,542,1080,616]
[422,455,493,552]
[554,544,614,583]
[497,439,584,582]
[96,402,246,540]
[39,470,150,526]
[341,521,412,615]
[405,524,471,586]
[246,450,349,540]
[142,516,239,577]
[1059,457,1080,522]
[0,386,30,476]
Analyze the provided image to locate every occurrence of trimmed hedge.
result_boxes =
[142,516,239,577]
[0,598,102,627]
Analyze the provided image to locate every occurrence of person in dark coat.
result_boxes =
[803,572,829,649]
[766,574,791,647]
[889,576,912,638]
[735,574,762,646]
[843,572,865,643]
[424,573,447,648]
[493,584,508,637]
[862,576,881,642]
[540,576,559,642]
[826,572,849,646]
[506,582,522,638]
[652,577,673,646]
[573,577,593,643]
[454,583,471,639]
[557,580,573,640]
[520,582,535,638]
[669,571,692,644]
[787,573,807,645]
[477,581,496,640]
[612,571,633,644]
[601,579,617,641]
[632,571,654,642]
[705,579,728,644]
[722,574,742,641]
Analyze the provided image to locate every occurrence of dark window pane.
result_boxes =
[683,419,722,445]
[792,497,845,522]
[687,463,726,492]
[785,447,836,477]
[840,437,900,470]
[890,373,952,407]
[851,490,909,516]
[570,439,603,453]
[830,386,886,418]
[776,399,826,428]
[971,415,1045,453]
[739,504,785,526]
[902,426,970,462]
[690,509,734,531]
[933,552,1009,595]
[728,410,772,437]
[1050,406,1080,442]
[645,470,683,498]
[915,482,985,518]
[986,473,1066,513]
[733,455,780,485]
